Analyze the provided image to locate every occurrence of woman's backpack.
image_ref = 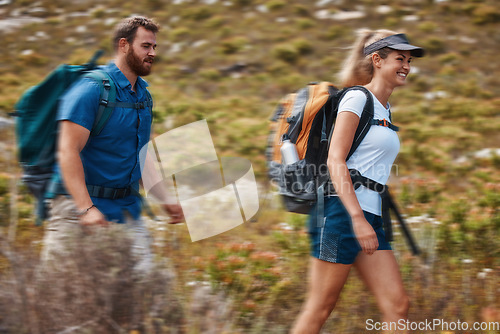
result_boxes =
[266,82,420,256]
[267,82,374,215]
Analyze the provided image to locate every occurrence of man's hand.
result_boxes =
[79,206,111,226]
[162,203,184,224]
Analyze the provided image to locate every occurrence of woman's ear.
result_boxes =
[371,53,382,68]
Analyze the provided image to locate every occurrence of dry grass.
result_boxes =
[0,0,499,332]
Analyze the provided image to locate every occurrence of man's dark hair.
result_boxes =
[113,16,160,51]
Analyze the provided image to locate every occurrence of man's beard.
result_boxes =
[126,46,153,77]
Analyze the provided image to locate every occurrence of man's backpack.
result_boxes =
[12,51,153,225]
[267,82,420,255]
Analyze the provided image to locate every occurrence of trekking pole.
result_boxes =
[387,195,420,256]
[151,137,180,249]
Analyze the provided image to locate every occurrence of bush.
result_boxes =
[230,0,253,7]
[181,6,214,21]
[296,18,315,29]
[293,38,314,55]
[272,44,299,64]
[0,175,8,196]
[205,15,226,29]
[293,4,310,17]
[417,21,438,33]
[219,36,249,54]
[266,0,286,11]
[438,52,460,65]
[0,226,183,333]
[320,25,349,41]
[422,37,447,55]
[170,27,190,42]
[200,68,222,81]
[472,4,500,25]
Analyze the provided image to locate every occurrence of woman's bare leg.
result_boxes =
[354,250,409,333]
[291,258,352,334]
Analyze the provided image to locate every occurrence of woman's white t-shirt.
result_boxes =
[335,89,400,216]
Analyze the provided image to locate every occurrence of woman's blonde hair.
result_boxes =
[338,29,398,87]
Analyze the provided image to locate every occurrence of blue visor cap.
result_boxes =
[363,34,425,57]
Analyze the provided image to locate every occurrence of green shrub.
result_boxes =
[293,4,310,17]
[91,7,107,18]
[272,44,299,64]
[456,79,482,98]
[293,38,313,55]
[438,52,460,65]
[266,0,286,11]
[200,68,222,81]
[384,17,399,27]
[418,21,438,33]
[322,26,348,41]
[296,18,315,30]
[472,4,500,24]
[230,0,253,7]
[181,6,214,21]
[145,0,164,10]
[170,27,190,41]
[205,15,226,29]
[422,37,447,55]
[219,36,249,54]
[0,175,8,196]
[20,52,49,67]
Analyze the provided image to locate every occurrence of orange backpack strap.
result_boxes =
[295,82,335,159]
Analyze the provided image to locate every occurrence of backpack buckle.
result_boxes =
[99,99,108,106]
[102,80,111,90]
[382,119,389,127]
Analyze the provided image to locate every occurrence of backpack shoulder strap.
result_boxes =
[84,69,117,137]
[343,85,374,161]
[144,88,153,120]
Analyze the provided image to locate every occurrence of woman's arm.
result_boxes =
[327,111,379,255]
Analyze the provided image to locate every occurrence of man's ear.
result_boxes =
[118,38,129,53]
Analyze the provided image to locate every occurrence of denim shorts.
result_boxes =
[308,196,391,265]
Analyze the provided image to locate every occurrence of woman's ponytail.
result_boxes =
[338,29,398,87]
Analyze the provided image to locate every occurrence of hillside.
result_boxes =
[0,0,499,333]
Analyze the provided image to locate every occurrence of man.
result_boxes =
[42,16,183,271]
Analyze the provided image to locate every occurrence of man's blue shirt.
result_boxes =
[57,62,152,223]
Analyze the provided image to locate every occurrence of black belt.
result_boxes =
[86,184,134,199]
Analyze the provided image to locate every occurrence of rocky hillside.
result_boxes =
[0,0,499,332]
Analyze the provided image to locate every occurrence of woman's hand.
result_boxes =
[352,215,378,255]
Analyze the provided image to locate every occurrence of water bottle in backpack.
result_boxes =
[280,135,299,165]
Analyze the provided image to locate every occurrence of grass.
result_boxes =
[0,0,499,332]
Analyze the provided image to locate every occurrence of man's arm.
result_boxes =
[58,120,110,225]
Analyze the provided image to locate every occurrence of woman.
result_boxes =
[291,30,425,333]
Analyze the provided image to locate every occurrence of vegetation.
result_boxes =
[0,0,498,332]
